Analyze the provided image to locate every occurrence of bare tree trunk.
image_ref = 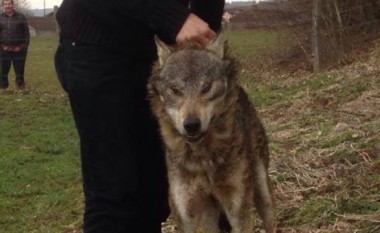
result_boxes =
[312,0,320,72]
[333,0,346,63]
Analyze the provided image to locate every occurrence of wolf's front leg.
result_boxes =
[170,176,214,233]
[218,191,253,233]
[226,207,253,233]
[170,180,198,233]
[200,203,220,233]
[170,192,221,233]
[254,159,276,233]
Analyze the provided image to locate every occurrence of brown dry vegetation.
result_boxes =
[247,38,379,232]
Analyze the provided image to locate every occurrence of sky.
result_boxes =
[226,0,260,2]
[28,0,257,10]
[28,0,63,9]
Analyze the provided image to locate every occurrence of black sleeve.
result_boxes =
[22,14,30,47]
[77,0,225,43]
[190,0,225,32]
[77,0,191,43]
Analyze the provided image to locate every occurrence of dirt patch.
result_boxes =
[338,90,380,119]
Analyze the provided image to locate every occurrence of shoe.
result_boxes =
[17,84,25,90]
[16,81,25,90]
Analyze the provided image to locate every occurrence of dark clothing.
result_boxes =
[55,0,224,232]
[0,11,29,89]
[55,43,167,232]
[0,49,27,88]
[0,11,29,48]
[56,0,224,49]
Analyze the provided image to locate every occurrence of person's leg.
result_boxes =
[0,52,12,89]
[12,51,27,89]
[132,58,170,232]
[55,43,169,233]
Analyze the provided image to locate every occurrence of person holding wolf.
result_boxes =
[0,0,29,90]
[54,0,224,232]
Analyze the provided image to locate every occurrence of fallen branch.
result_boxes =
[335,212,380,223]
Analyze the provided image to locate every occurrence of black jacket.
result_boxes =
[0,11,29,49]
[56,0,224,52]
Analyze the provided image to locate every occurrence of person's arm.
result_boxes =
[77,0,224,46]
[175,13,215,47]
[77,0,191,43]
[8,14,29,52]
[22,14,30,50]
[176,0,225,47]
[190,0,225,32]
[0,16,4,49]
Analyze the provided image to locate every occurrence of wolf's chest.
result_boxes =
[185,151,222,172]
[168,142,234,175]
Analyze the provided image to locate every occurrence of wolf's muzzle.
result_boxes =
[183,117,201,135]
[183,117,204,143]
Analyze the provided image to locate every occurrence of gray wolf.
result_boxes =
[148,34,276,233]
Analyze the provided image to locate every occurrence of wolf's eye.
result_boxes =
[170,87,183,96]
[201,83,212,94]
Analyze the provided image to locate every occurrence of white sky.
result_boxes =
[28,0,63,9]
[28,0,258,10]
[226,0,261,2]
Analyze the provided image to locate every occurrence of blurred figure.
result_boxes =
[0,0,29,90]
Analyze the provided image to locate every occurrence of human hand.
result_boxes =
[2,45,10,51]
[12,46,21,52]
[176,13,216,47]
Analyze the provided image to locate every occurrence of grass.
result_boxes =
[1,31,380,233]
[0,36,82,233]
[227,30,380,232]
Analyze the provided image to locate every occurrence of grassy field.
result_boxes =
[1,32,379,233]
[0,36,82,233]
[228,30,380,232]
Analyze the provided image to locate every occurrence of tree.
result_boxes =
[13,0,30,8]
[284,0,380,70]
[13,0,33,16]
[311,0,319,72]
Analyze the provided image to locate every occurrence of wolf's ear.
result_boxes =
[206,31,226,59]
[155,36,173,67]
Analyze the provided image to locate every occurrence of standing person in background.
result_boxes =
[0,0,29,90]
[54,0,224,232]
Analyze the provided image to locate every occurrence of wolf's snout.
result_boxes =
[183,117,201,135]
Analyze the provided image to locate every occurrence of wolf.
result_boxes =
[148,34,276,233]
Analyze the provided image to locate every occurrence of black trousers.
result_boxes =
[0,50,27,88]
[55,42,169,233]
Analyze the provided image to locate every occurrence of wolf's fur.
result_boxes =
[148,35,276,233]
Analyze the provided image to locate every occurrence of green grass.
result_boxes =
[0,36,82,232]
[226,29,282,61]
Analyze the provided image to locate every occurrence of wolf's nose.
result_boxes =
[183,117,201,134]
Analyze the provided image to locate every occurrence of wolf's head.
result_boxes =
[149,34,237,143]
